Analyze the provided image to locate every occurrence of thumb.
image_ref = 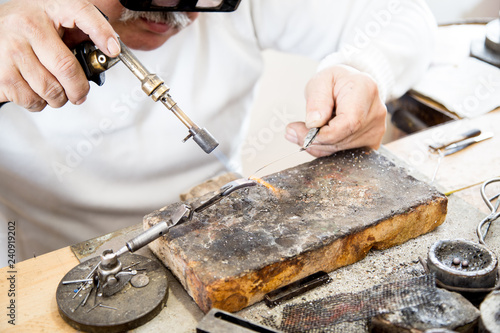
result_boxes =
[285,121,309,146]
[304,70,335,128]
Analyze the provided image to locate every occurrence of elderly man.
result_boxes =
[0,0,436,262]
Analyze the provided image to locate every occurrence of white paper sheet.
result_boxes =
[412,24,500,118]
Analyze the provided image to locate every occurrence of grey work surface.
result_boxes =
[71,195,498,332]
[70,157,499,332]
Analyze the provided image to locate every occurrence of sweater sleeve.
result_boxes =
[249,0,437,102]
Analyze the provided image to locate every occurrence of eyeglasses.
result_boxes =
[119,0,241,12]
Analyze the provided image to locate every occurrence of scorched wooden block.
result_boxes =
[144,148,447,313]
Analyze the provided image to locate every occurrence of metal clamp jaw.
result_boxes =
[115,178,257,258]
[192,178,257,214]
[115,203,192,257]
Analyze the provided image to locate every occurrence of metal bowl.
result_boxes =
[427,239,498,289]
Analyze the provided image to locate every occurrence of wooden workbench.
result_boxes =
[386,109,500,213]
[1,110,499,332]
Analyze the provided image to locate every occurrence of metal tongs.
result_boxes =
[429,129,493,182]
[428,129,493,156]
[189,178,257,214]
[115,178,256,256]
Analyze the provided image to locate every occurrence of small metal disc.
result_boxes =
[56,253,168,332]
[131,274,150,288]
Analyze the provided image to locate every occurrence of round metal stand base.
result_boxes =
[56,253,168,332]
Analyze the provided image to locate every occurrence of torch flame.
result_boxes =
[249,176,281,197]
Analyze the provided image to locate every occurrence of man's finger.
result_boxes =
[0,68,47,111]
[304,145,340,158]
[29,24,90,105]
[286,121,310,146]
[304,71,335,128]
[10,41,69,108]
[46,0,121,57]
[325,74,379,144]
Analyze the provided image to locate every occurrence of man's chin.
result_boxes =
[141,18,173,34]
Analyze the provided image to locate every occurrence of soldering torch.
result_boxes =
[74,39,219,154]
[75,0,246,153]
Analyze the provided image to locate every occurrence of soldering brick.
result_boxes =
[144,148,448,313]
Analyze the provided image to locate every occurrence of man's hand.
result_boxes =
[0,0,120,111]
[286,65,387,157]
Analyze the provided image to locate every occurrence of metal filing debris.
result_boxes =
[86,303,101,313]
[63,278,94,285]
[122,262,140,270]
[72,261,100,299]
[99,304,118,310]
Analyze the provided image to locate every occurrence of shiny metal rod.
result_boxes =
[117,40,150,81]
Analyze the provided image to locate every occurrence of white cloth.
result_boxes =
[0,0,436,262]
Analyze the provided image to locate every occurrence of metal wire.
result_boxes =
[430,149,444,184]
[477,178,500,246]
